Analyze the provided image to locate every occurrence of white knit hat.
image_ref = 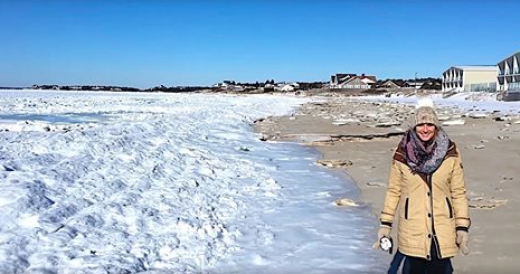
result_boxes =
[414,98,439,127]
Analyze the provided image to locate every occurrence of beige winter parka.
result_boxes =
[380,141,471,260]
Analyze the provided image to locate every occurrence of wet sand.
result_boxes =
[254,95,520,273]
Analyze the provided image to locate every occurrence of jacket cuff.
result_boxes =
[456,226,469,232]
[381,221,392,228]
[455,217,471,229]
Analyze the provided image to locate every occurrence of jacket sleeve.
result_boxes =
[380,159,402,227]
[450,150,471,230]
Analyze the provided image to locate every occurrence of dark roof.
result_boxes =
[336,73,356,78]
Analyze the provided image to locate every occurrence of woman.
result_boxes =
[376,99,471,273]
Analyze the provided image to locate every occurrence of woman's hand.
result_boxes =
[373,226,391,250]
[456,230,470,255]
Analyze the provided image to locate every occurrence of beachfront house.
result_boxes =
[338,77,370,89]
[359,75,377,85]
[442,66,498,93]
[406,81,424,89]
[330,73,356,87]
[497,51,520,101]
[497,51,520,92]
[379,80,401,89]
[330,73,376,89]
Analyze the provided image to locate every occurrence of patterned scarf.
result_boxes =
[400,128,450,174]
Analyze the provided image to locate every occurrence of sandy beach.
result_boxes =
[254,93,520,273]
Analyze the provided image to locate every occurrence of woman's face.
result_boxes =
[415,123,436,142]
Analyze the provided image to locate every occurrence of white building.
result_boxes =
[407,81,424,89]
[497,51,520,92]
[442,66,498,92]
[280,84,295,92]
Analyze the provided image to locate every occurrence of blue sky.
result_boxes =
[1,0,519,88]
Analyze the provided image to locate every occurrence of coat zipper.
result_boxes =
[428,174,442,260]
[405,198,409,219]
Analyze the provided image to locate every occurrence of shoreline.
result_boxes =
[254,95,520,273]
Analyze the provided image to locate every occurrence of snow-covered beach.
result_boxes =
[0,90,385,274]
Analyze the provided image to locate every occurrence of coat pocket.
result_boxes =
[405,198,409,220]
[445,197,454,219]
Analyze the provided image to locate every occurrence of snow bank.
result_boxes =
[0,90,384,274]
